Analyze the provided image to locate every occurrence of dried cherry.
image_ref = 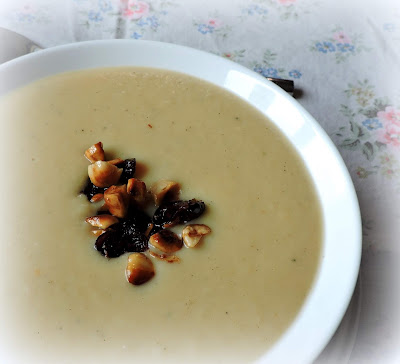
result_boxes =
[94,207,151,258]
[152,199,205,228]
[94,230,125,258]
[117,158,136,184]
[123,208,152,233]
[123,233,148,253]
[81,178,106,200]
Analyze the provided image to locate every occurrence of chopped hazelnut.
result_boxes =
[88,161,122,188]
[127,178,148,207]
[104,185,130,218]
[182,224,211,248]
[150,180,180,205]
[97,203,109,213]
[107,158,124,166]
[91,229,106,237]
[85,142,105,163]
[125,253,155,285]
[90,193,104,203]
[149,250,180,263]
[149,230,183,254]
[144,223,154,237]
[85,215,119,229]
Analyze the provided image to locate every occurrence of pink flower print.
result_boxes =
[333,31,351,44]
[356,167,369,179]
[208,19,222,29]
[278,0,297,5]
[378,123,400,148]
[377,106,400,128]
[380,153,396,166]
[122,1,150,20]
[382,166,396,178]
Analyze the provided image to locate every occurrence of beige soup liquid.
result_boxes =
[0,68,322,364]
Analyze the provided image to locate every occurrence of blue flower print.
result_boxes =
[315,41,336,53]
[362,118,383,131]
[383,23,396,32]
[88,10,103,22]
[243,4,268,16]
[197,24,214,34]
[137,16,160,30]
[98,0,113,12]
[253,66,264,75]
[137,18,147,26]
[254,66,279,78]
[288,69,302,79]
[147,15,159,29]
[131,32,143,39]
[337,43,355,52]
[17,13,35,22]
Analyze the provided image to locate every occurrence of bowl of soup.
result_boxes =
[0,40,361,364]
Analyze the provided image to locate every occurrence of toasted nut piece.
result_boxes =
[182,224,212,248]
[104,185,130,218]
[125,253,155,285]
[88,161,122,188]
[149,250,180,263]
[91,229,106,237]
[107,158,124,166]
[97,203,109,213]
[150,180,180,205]
[149,230,183,254]
[90,193,104,203]
[85,142,105,163]
[85,215,119,229]
[144,223,154,237]
[127,178,147,206]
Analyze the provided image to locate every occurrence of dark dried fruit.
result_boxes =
[152,199,206,228]
[94,207,151,258]
[115,209,151,252]
[94,228,148,258]
[117,158,136,184]
[95,230,125,258]
[123,233,148,253]
[123,208,152,233]
[81,178,106,201]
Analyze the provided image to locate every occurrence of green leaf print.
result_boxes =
[362,141,374,161]
[341,138,360,150]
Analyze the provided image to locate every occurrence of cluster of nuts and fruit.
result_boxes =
[80,142,211,286]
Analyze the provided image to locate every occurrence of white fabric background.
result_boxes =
[0,0,399,362]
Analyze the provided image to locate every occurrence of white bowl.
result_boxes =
[0,40,361,363]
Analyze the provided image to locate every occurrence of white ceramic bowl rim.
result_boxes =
[0,40,361,364]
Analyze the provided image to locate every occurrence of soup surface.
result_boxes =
[0,68,321,364]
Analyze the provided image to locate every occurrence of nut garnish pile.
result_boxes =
[80,142,211,286]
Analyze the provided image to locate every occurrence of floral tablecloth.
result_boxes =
[0,0,399,363]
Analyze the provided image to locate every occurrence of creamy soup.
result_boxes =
[0,68,322,364]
